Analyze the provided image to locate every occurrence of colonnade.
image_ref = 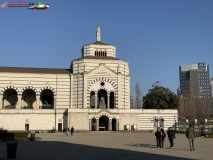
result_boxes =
[89,118,119,131]
[0,90,56,109]
[91,91,114,109]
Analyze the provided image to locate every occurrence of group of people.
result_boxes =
[63,126,74,136]
[155,127,175,148]
[155,124,198,151]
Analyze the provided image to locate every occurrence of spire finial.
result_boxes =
[96,23,101,42]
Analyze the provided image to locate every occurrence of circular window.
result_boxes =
[100,82,105,86]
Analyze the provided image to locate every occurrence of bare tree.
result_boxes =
[182,81,207,123]
[134,83,142,109]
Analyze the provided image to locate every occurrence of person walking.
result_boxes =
[155,127,162,148]
[161,128,166,148]
[66,127,69,136]
[63,127,66,136]
[186,124,196,151]
[71,126,74,136]
[167,127,175,148]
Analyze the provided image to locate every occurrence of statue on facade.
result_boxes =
[42,100,51,107]
[99,97,106,109]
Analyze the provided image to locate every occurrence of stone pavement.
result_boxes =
[0,132,212,160]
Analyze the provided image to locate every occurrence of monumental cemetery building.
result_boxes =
[0,25,178,132]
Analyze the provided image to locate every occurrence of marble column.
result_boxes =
[116,120,119,131]
[95,92,97,109]
[54,95,56,109]
[108,121,110,131]
[96,119,99,131]
[36,95,40,109]
[109,119,112,131]
[68,114,71,129]
[89,119,92,131]
[17,94,22,109]
[0,94,3,109]
[107,92,110,109]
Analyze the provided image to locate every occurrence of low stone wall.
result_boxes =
[0,109,178,131]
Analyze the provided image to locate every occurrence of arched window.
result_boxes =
[22,89,36,109]
[95,51,96,56]
[99,51,100,56]
[98,89,107,109]
[90,91,95,108]
[40,89,54,109]
[3,89,18,109]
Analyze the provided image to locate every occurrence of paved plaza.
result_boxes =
[0,132,212,160]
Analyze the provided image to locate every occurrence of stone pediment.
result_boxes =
[88,109,112,115]
[87,64,117,76]
[89,109,119,120]
[97,109,112,114]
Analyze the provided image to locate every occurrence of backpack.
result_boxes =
[162,132,166,138]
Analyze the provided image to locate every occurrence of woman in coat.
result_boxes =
[161,128,166,148]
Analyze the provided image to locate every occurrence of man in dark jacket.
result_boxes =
[155,127,162,148]
[186,124,196,151]
[63,127,66,136]
[167,127,175,148]
[71,126,74,136]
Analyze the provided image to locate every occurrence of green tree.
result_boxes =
[142,82,179,109]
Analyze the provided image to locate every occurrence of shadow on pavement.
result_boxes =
[127,143,157,148]
[0,141,197,160]
[126,143,188,151]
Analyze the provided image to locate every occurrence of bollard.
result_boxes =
[31,133,35,141]
[7,142,17,159]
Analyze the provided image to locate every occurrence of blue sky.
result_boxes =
[1,0,213,98]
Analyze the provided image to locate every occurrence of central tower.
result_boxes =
[81,24,116,58]
[71,24,130,110]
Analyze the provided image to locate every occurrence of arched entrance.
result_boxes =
[112,118,117,131]
[99,116,109,131]
[98,89,107,109]
[3,89,18,109]
[40,89,54,109]
[22,89,36,109]
[92,118,96,131]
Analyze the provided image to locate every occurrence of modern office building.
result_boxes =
[210,77,213,97]
[179,63,211,97]
[177,87,181,97]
